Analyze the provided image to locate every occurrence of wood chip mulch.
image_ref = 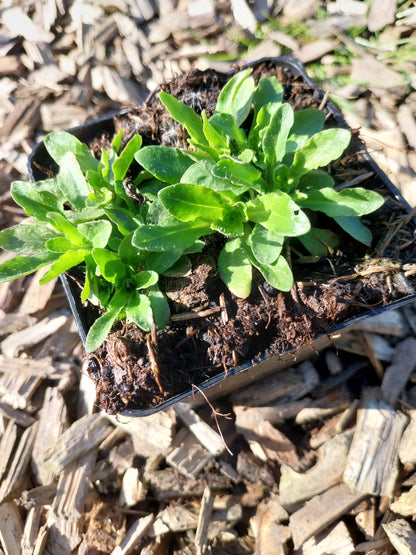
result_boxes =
[1,1,416,553]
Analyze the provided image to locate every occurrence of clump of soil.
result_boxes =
[80,59,416,415]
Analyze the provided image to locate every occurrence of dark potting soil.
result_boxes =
[82,59,416,415]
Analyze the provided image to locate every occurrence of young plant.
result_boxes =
[0,67,385,354]
[0,130,170,352]
[134,69,385,297]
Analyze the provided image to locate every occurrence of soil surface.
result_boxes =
[82,59,416,415]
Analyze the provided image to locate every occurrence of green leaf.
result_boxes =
[11,181,62,221]
[289,128,351,183]
[252,76,283,122]
[148,286,170,329]
[132,270,159,289]
[263,103,294,167]
[256,255,294,292]
[135,180,162,202]
[218,237,252,298]
[215,68,254,127]
[0,251,60,283]
[213,157,264,191]
[298,227,339,257]
[76,220,112,248]
[247,224,283,265]
[126,293,154,332]
[86,187,113,209]
[181,160,245,195]
[85,307,121,352]
[45,131,99,173]
[160,183,234,223]
[297,187,385,217]
[135,146,194,184]
[39,249,90,284]
[92,248,126,282]
[105,207,142,235]
[111,128,123,153]
[159,91,208,145]
[45,212,88,247]
[246,193,311,236]
[0,220,56,255]
[211,203,246,236]
[202,111,229,151]
[297,169,335,191]
[46,237,74,252]
[141,249,183,274]
[334,216,373,245]
[113,134,143,181]
[208,113,247,147]
[133,218,210,252]
[56,152,91,210]
[65,206,106,224]
[286,108,325,152]
[108,289,130,308]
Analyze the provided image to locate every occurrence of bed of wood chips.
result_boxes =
[1,0,416,553]
[2,275,416,554]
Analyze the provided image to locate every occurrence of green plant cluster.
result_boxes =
[0,69,384,352]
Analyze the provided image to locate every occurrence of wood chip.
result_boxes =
[230,361,319,407]
[18,271,58,315]
[0,421,39,504]
[234,400,309,429]
[381,337,416,406]
[21,506,44,555]
[383,518,416,555]
[111,513,154,555]
[195,486,214,555]
[31,387,69,485]
[350,55,407,92]
[352,309,408,337]
[0,368,42,410]
[289,483,367,549]
[343,398,408,497]
[91,65,149,106]
[399,411,416,469]
[151,503,199,536]
[279,431,353,506]
[390,485,416,517]
[301,521,355,555]
[2,7,55,42]
[368,0,397,32]
[113,409,175,457]
[40,413,112,474]
[0,500,23,555]
[296,39,339,64]
[1,311,69,357]
[238,419,300,469]
[283,0,317,21]
[46,449,98,553]
[119,467,147,508]
[0,400,36,428]
[0,419,17,483]
[146,467,206,501]
[0,313,35,337]
[230,0,257,33]
[166,427,214,478]
[397,103,416,151]
[175,403,225,456]
[252,494,290,555]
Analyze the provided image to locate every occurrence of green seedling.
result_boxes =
[0,68,384,352]
[134,68,384,297]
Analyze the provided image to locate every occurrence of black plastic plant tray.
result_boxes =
[28,55,416,417]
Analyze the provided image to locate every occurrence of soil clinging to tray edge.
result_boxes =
[82,59,416,414]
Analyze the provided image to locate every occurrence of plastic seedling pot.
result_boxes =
[28,55,416,417]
